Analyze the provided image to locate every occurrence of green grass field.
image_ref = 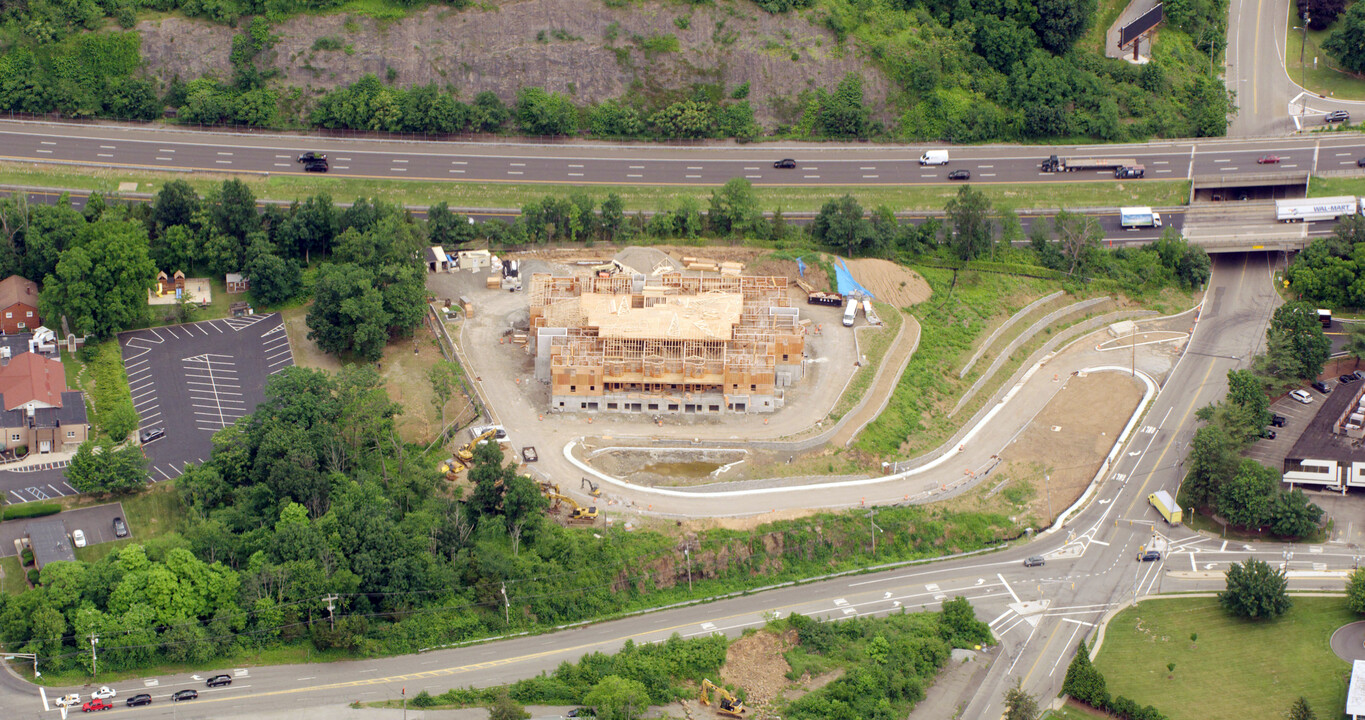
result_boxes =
[1092,596,1353,720]
[1285,6,1365,102]
[0,161,1191,213]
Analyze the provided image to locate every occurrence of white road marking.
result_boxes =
[393,159,409,163]
[997,573,1021,604]
[100,145,115,149]
[506,171,521,175]
[215,160,232,164]
[217,151,233,156]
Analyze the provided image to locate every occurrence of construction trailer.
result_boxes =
[528,273,805,415]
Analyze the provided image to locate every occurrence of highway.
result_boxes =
[4,122,1365,186]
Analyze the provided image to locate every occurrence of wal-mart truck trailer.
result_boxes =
[1275,196,1359,222]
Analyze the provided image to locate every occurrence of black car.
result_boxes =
[206,674,232,688]
[772,159,796,169]
[1260,428,1277,440]
[112,517,128,538]
[1326,110,1351,123]
[297,152,326,163]
[302,158,329,172]
[947,169,971,180]
[126,694,152,707]
[139,427,164,443]
[1137,550,1161,562]
[1357,157,1365,167]
[567,710,595,718]
[1312,380,1332,394]
[172,690,197,702]
[1341,374,1360,384]
[1271,414,1286,427]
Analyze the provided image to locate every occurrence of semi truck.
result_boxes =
[1114,165,1145,179]
[1041,155,1137,173]
[1119,207,1163,229]
[1275,196,1359,222]
[1148,490,1182,525]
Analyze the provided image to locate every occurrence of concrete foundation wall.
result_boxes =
[550,391,778,414]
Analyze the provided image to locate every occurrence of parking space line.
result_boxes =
[155,466,173,480]
[62,482,78,493]
[140,411,162,422]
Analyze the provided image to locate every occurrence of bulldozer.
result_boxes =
[538,482,598,522]
[438,429,498,480]
[699,679,746,718]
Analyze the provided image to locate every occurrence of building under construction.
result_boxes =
[529,273,805,414]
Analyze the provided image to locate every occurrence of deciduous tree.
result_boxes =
[584,675,651,720]
[944,184,994,261]
[1220,557,1291,619]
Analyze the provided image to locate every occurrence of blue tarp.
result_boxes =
[834,259,875,299]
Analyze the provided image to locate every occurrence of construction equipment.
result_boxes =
[580,477,602,497]
[456,430,498,466]
[539,482,598,522]
[699,679,746,718]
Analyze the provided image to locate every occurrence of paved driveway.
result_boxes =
[0,502,128,557]
[121,313,293,482]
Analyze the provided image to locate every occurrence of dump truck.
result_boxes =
[1275,196,1359,223]
[1041,155,1137,173]
[1148,490,1182,525]
[1119,207,1162,229]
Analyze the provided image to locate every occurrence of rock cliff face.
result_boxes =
[137,0,893,126]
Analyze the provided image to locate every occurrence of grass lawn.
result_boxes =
[1092,596,1352,720]
[1308,176,1365,198]
[830,301,904,421]
[115,482,187,541]
[0,161,1190,213]
[1285,7,1365,102]
[0,555,26,595]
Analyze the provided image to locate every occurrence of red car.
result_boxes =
[1257,154,1281,164]
[82,699,112,712]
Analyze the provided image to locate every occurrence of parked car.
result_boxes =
[947,169,971,180]
[139,427,164,443]
[1341,374,1360,385]
[1271,414,1286,427]
[1290,389,1313,404]
[1257,154,1281,164]
[1023,555,1045,567]
[1260,428,1277,440]
[126,694,152,707]
[81,699,112,713]
[772,159,796,169]
[1312,380,1332,394]
[206,674,233,688]
[172,690,198,702]
[91,686,116,700]
[72,529,86,548]
[1137,550,1161,562]
[1326,110,1350,123]
[55,694,80,707]
[112,517,128,538]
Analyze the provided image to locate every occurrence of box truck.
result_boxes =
[842,297,857,326]
[1148,490,1182,525]
[919,150,949,166]
[1119,207,1162,229]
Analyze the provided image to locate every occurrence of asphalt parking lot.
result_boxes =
[120,313,293,482]
[0,502,127,557]
[1242,388,1323,468]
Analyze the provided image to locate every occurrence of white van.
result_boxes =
[920,150,949,166]
[842,298,857,327]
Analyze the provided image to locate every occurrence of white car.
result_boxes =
[91,687,116,700]
[71,529,86,548]
[1290,389,1313,405]
[54,693,80,707]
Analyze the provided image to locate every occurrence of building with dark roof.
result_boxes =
[1282,383,1365,490]
[25,519,75,570]
[0,351,87,454]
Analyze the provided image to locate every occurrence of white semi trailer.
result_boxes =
[1275,196,1359,222]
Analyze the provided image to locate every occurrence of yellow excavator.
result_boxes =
[699,679,746,718]
[439,429,497,480]
[538,482,598,522]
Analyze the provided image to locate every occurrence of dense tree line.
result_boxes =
[1285,216,1365,309]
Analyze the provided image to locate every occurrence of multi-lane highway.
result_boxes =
[3,122,1365,186]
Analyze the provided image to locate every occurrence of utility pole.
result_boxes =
[1131,322,1137,377]
[324,593,339,630]
[500,582,510,625]
[1045,474,1053,521]
[868,509,883,557]
[402,687,407,720]
[684,547,693,593]
[88,632,98,676]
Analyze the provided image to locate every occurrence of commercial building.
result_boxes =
[1282,382,1365,490]
[528,273,805,414]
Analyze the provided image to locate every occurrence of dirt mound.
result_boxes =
[614,247,678,275]
[719,629,795,710]
[844,259,931,307]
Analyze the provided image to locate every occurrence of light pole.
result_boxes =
[1298,14,1310,117]
[684,547,692,593]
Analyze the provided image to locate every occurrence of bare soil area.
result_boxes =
[718,629,796,710]
[843,258,932,307]
[136,0,892,126]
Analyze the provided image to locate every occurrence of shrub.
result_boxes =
[20,548,34,566]
[5,502,61,521]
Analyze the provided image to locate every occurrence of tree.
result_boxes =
[246,252,302,306]
[1003,679,1039,720]
[1033,0,1096,53]
[944,185,994,261]
[1347,567,1365,614]
[151,179,201,231]
[40,218,156,339]
[811,195,874,256]
[601,193,626,242]
[488,691,530,720]
[584,675,651,720]
[150,225,198,274]
[516,87,578,136]
[1286,696,1317,720]
[707,178,760,237]
[1052,209,1101,275]
[1223,369,1271,439]
[1345,323,1365,370]
[1324,2,1365,74]
[1217,459,1277,529]
[1264,301,1332,381]
[1269,488,1324,539]
[305,263,391,361]
[1220,557,1291,620]
[67,442,149,495]
[1062,639,1109,709]
[427,361,459,436]
[820,73,870,137]
[209,179,259,241]
[1184,423,1240,508]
